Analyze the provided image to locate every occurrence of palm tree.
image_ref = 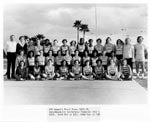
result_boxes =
[80,24,90,40]
[73,20,82,43]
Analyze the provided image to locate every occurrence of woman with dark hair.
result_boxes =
[120,59,132,80]
[72,50,81,66]
[70,60,82,80]
[104,37,115,58]
[82,50,90,66]
[93,59,105,80]
[16,36,27,55]
[15,60,28,81]
[55,50,63,72]
[43,39,51,57]
[82,60,93,80]
[33,61,41,80]
[100,51,108,71]
[115,39,124,71]
[56,60,69,80]
[77,38,85,57]
[27,39,35,53]
[91,50,98,70]
[34,37,43,56]
[15,50,27,70]
[86,39,94,57]
[109,51,118,65]
[134,36,147,78]
[63,50,72,70]
[27,50,35,79]
[60,39,69,56]
[69,40,77,57]
[94,38,103,56]
[123,38,134,71]
[52,39,60,57]
[45,59,55,80]
[36,50,45,73]
[45,50,54,65]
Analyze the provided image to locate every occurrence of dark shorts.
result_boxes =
[106,52,111,57]
[116,55,123,60]
[44,53,49,57]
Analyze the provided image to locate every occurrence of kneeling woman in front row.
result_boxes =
[70,60,82,80]
[45,59,55,80]
[56,60,69,80]
[82,60,93,80]
[106,59,120,80]
[93,59,105,80]
[16,60,28,81]
[120,59,132,80]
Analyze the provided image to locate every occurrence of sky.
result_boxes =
[3,4,148,46]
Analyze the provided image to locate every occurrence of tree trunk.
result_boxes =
[83,31,85,41]
[77,27,79,43]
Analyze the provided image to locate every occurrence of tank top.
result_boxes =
[101,56,108,65]
[28,57,35,66]
[44,45,50,53]
[45,66,54,75]
[70,46,76,55]
[38,56,45,65]
[135,43,145,61]
[122,65,130,76]
[95,66,104,75]
[116,45,123,55]
[105,43,114,53]
[83,66,92,76]
[87,45,94,54]
[78,44,85,52]
[60,67,68,76]
[52,45,60,54]
[63,55,72,65]
[72,66,81,75]
[94,44,103,54]
[56,56,62,65]
[91,57,98,66]
[61,45,69,55]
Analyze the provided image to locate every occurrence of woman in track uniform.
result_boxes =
[45,50,54,66]
[72,50,81,66]
[82,50,90,66]
[77,38,85,57]
[43,39,51,57]
[100,51,108,71]
[69,40,77,57]
[86,39,94,57]
[34,37,43,57]
[63,50,72,70]
[104,37,115,58]
[36,50,45,73]
[52,39,60,57]
[91,50,98,70]
[60,39,69,56]
[55,50,63,72]
[94,38,104,56]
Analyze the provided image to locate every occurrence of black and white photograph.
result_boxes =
[3,3,148,104]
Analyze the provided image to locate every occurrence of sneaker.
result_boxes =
[136,73,140,78]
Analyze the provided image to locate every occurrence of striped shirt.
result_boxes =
[94,44,103,54]
[28,57,35,66]
[115,45,123,55]
[83,66,92,76]
[122,65,130,76]
[101,56,108,65]
[94,66,104,75]
[105,43,114,53]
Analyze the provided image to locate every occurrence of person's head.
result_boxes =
[137,36,143,44]
[123,59,127,66]
[96,59,102,66]
[84,50,88,57]
[116,39,122,45]
[70,40,76,46]
[62,39,67,45]
[19,60,25,67]
[45,39,50,45]
[57,50,61,56]
[93,50,98,57]
[80,38,84,44]
[29,39,34,46]
[111,51,115,57]
[61,60,67,66]
[19,36,25,43]
[75,50,79,56]
[10,35,15,41]
[35,61,39,67]
[39,50,43,56]
[96,38,102,44]
[47,59,52,66]
[48,50,52,56]
[88,39,93,44]
[85,60,90,66]
[20,50,24,56]
[125,38,131,45]
[110,59,115,66]
[29,51,34,57]
[53,39,58,45]
[74,60,80,65]
[106,37,111,44]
